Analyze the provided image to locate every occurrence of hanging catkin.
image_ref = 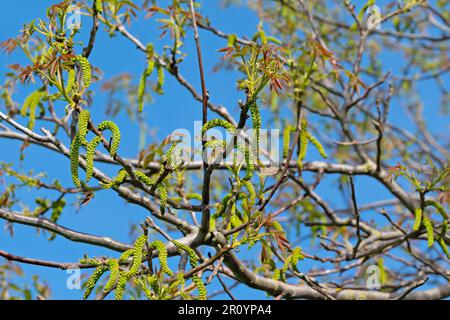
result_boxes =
[202,119,236,135]
[85,136,102,182]
[248,99,261,161]
[150,240,173,276]
[94,0,103,13]
[103,259,119,293]
[127,234,147,277]
[171,240,206,299]
[83,265,106,300]
[77,109,91,145]
[137,44,156,113]
[75,55,92,88]
[97,120,121,157]
[65,68,77,95]
[21,90,45,130]
[422,215,434,247]
[70,134,82,188]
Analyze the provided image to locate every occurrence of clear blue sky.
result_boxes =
[0,0,448,299]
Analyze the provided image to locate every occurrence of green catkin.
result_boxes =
[205,139,228,164]
[94,0,103,13]
[217,194,231,216]
[307,132,327,158]
[242,180,256,209]
[202,119,236,135]
[283,125,295,158]
[70,134,82,188]
[437,237,450,258]
[148,274,159,295]
[114,169,129,184]
[150,240,173,276]
[273,268,281,281]
[171,240,198,267]
[158,184,168,214]
[205,139,227,149]
[227,34,237,47]
[422,215,434,247]
[177,272,185,289]
[83,265,106,300]
[230,213,241,229]
[243,143,254,180]
[296,119,327,170]
[413,208,423,231]
[210,213,217,230]
[137,45,155,113]
[137,44,155,112]
[146,44,155,75]
[192,274,207,300]
[186,193,202,201]
[97,120,121,157]
[146,56,154,71]
[137,72,147,113]
[298,121,309,170]
[134,170,154,186]
[441,220,448,236]
[438,221,449,258]
[438,238,450,259]
[49,199,65,226]
[76,55,92,88]
[80,257,101,265]
[103,259,119,292]
[21,90,44,130]
[156,64,164,94]
[248,99,261,161]
[28,99,38,130]
[85,136,102,182]
[159,142,179,173]
[77,110,91,145]
[114,273,128,300]
[118,249,134,263]
[65,68,76,95]
[128,235,147,277]
[424,200,449,220]
[164,142,180,168]
[101,169,129,189]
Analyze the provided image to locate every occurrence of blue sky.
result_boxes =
[0,1,448,299]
